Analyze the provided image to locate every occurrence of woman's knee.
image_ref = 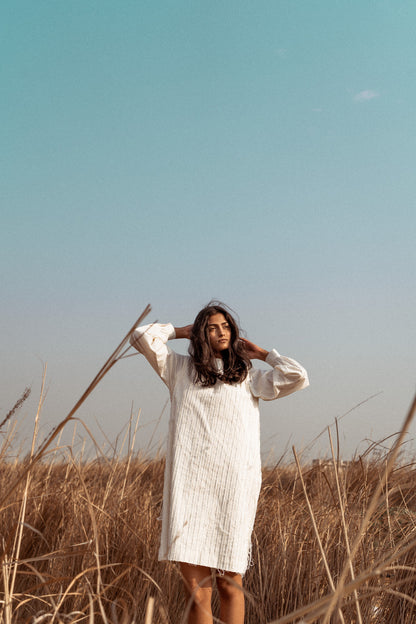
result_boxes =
[180,563,213,606]
[189,584,213,610]
[216,572,243,601]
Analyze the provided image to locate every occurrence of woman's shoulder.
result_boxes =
[169,350,191,373]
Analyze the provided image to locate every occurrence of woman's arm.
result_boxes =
[249,345,309,400]
[240,337,269,362]
[173,325,193,340]
[130,323,178,386]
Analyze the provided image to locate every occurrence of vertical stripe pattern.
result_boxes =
[130,323,308,575]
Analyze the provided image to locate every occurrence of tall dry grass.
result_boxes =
[1,398,416,623]
[1,308,416,622]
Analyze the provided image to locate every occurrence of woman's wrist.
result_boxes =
[256,348,269,361]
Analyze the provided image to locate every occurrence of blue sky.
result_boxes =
[1,1,415,461]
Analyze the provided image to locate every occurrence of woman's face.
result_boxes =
[207,312,232,355]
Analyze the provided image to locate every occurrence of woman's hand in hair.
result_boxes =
[174,325,193,340]
[240,338,269,362]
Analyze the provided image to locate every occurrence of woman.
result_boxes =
[130,302,309,624]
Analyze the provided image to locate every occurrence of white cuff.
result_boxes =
[265,349,282,366]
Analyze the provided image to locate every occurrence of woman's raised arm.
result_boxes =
[173,325,193,340]
[240,338,269,362]
[129,323,178,386]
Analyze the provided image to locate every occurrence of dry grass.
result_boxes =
[1,310,416,622]
[2,406,416,623]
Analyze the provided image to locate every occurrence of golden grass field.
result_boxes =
[1,314,416,623]
[1,388,416,623]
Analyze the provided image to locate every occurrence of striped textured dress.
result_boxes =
[130,323,309,575]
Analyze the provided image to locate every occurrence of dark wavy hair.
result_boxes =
[189,302,251,387]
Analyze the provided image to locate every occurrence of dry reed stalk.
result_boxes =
[0,304,151,510]
[144,596,155,624]
[87,592,95,624]
[1,556,11,624]
[0,388,31,431]
[292,447,346,624]
[303,392,383,455]
[0,393,29,465]
[384,458,394,548]
[328,427,363,624]
[120,409,141,503]
[158,602,170,624]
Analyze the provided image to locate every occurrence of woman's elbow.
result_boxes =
[298,368,309,390]
[130,328,146,352]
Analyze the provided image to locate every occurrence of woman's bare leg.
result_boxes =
[180,562,213,624]
[216,571,244,624]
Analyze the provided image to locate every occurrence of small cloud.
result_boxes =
[276,48,287,58]
[354,90,380,102]
[312,108,323,113]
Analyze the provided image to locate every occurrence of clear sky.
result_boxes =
[2,1,415,462]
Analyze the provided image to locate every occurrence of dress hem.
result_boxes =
[158,553,247,576]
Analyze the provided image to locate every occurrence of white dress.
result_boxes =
[130,323,309,575]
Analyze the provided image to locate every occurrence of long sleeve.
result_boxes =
[129,322,178,388]
[249,349,309,401]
